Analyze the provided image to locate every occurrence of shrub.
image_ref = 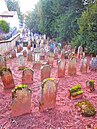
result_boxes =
[0,20,10,33]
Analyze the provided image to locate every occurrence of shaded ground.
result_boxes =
[0,56,97,129]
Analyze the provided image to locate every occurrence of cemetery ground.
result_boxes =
[0,56,97,129]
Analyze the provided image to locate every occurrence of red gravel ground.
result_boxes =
[0,56,97,129]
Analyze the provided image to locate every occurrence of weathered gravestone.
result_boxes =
[12,85,32,117]
[40,48,45,60]
[48,52,54,67]
[90,57,97,71]
[68,57,77,76]
[39,78,57,111]
[80,57,88,73]
[86,80,95,92]
[11,50,16,58]
[77,46,83,59]
[0,55,6,69]
[34,48,40,62]
[33,48,41,68]
[58,59,66,78]
[27,50,33,61]
[23,50,27,57]
[54,47,59,59]
[41,65,51,81]
[22,68,34,84]
[18,55,25,69]
[0,67,15,89]
[76,100,96,117]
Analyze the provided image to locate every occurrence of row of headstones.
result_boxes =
[11,79,96,117]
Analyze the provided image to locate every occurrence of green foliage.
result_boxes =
[25,0,84,42]
[71,90,83,97]
[72,1,97,55]
[5,0,23,22]
[0,20,10,33]
[70,84,81,93]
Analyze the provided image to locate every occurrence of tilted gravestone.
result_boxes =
[80,57,88,73]
[68,57,77,76]
[22,68,34,84]
[12,85,32,117]
[0,55,6,69]
[0,67,15,89]
[58,59,66,78]
[39,78,57,111]
[41,65,51,81]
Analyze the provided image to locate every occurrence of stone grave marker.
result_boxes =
[48,52,54,67]
[12,85,32,117]
[41,65,51,81]
[77,46,83,59]
[40,47,45,60]
[0,55,6,69]
[58,59,66,78]
[0,67,15,89]
[34,48,40,62]
[23,50,27,57]
[54,47,59,59]
[90,57,97,71]
[76,100,96,117]
[18,55,25,69]
[68,84,83,99]
[27,50,33,61]
[11,50,16,58]
[39,78,57,111]
[68,57,77,76]
[86,80,95,92]
[80,57,88,73]
[22,68,34,84]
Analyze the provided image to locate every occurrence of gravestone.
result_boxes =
[34,48,40,62]
[22,68,34,84]
[39,78,57,111]
[27,50,33,61]
[41,65,51,81]
[68,84,83,100]
[48,52,54,67]
[86,80,95,92]
[11,50,16,58]
[23,50,27,57]
[58,59,66,78]
[12,85,32,117]
[0,55,6,69]
[80,57,88,73]
[68,57,77,76]
[0,67,15,89]
[18,55,25,69]
[17,45,22,53]
[54,47,59,59]
[40,48,45,60]
[77,46,83,59]
[90,57,97,71]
